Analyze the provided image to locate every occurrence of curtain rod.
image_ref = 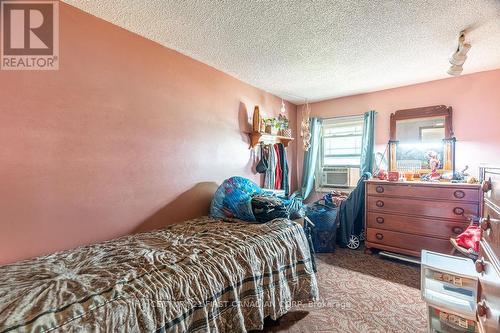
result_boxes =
[321,113,365,121]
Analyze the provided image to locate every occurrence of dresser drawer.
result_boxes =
[367,182,480,202]
[367,196,478,221]
[367,212,468,239]
[366,228,452,254]
[483,168,500,207]
[483,200,500,260]
[477,245,500,333]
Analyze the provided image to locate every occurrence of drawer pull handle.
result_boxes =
[376,217,384,224]
[375,233,384,240]
[376,200,384,208]
[453,207,464,215]
[452,226,463,234]
[375,186,384,193]
[477,301,488,317]
[453,190,465,199]
[480,215,491,231]
[482,178,492,193]
[475,259,485,273]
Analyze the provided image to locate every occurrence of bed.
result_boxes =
[0,217,318,332]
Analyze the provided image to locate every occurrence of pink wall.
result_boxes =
[0,3,297,265]
[296,69,500,193]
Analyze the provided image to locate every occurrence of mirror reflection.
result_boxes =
[395,116,446,172]
[396,116,445,143]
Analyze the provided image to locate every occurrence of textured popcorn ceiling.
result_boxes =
[63,0,500,103]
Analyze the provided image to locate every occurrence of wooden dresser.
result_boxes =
[365,179,482,257]
[476,167,500,333]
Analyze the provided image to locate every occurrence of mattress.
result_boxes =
[0,217,318,332]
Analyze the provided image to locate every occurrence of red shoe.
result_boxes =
[450,225,481,258]
[456,225,481,252]
[450,238,478,259]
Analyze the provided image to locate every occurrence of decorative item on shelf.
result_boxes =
[246,106,294,149]
[263,114,290,136]
[421,151,442,181]
[259,118,266,133]
[252,106,261,133]
[452,165,469,182]
[388,171,399,182]
[405,172,415,181]
[277,114,291,137]
[449,166,479,184]
[467,176,478,184]
[264,120,273,134]
[301,101,312,151]
[264,118,278,135]
[375,169,388,180]
[281,128,292,138]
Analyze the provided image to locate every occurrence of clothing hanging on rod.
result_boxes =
[274,144,282,189]
[264,144,277,189]
[277,143,289,195]
[256,145,269,174]
[262,143,289,195]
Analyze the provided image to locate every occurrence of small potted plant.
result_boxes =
[272,118,282,135]
[264,116,292,136]
[264,118,279,135]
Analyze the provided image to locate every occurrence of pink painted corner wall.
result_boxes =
[296,69,500,192]
[0,3,297,265]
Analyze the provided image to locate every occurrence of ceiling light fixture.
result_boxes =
[447,31,471,76]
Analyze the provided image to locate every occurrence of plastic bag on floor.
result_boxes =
[210,176,262,221]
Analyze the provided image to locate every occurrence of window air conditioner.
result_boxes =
[322,167,350,188]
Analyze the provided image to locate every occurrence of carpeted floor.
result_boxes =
[262,248,428,333]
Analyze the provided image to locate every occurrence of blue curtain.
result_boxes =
[360,110,376,175]
[300,118,322,199]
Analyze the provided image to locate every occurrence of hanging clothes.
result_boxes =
[263,143,289,192]
[277,143,289,195]
[264,144,277,189]
[255,145,268,174]
[274,144,282,189]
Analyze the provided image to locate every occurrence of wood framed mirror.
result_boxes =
[388,105,455,173]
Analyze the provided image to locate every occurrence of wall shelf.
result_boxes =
[247,132,294,148]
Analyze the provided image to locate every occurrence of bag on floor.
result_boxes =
[251,195,289,222]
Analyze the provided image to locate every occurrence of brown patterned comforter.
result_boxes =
[0,217,318,332]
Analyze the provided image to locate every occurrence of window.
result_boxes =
[320,115,364,167]
[316,115,364,189]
